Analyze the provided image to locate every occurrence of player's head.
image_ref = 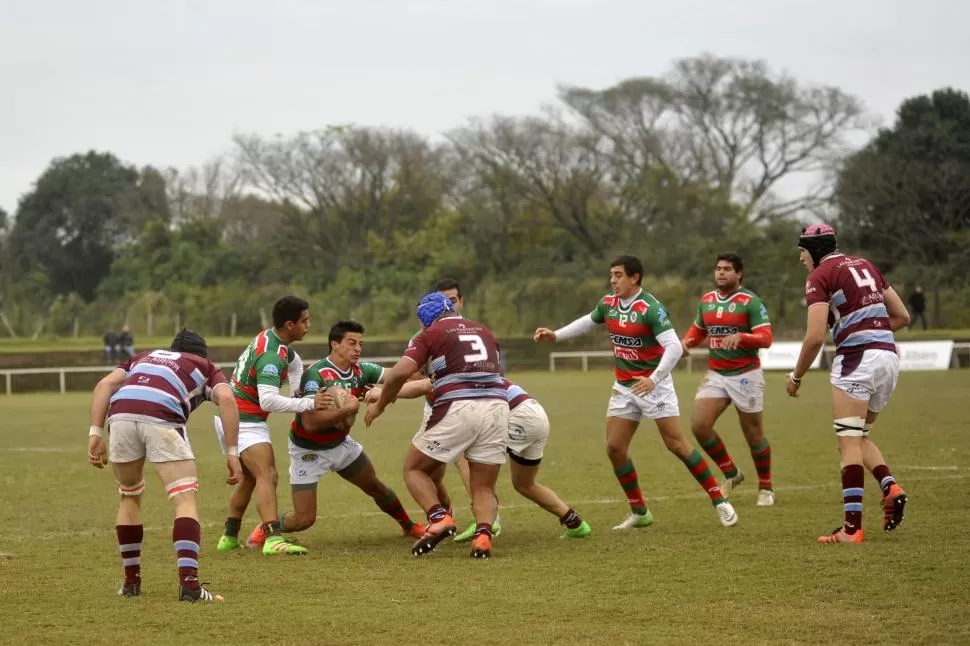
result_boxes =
[609,255,643,298]
[433,278,464,312]
[797,224,838,271]
[273,296,311,342]
[171,328,208,358]
[417,292,457,329]
[715,252,744,290]
[328,320,365,364]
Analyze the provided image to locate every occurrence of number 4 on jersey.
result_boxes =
[849,267,878,293]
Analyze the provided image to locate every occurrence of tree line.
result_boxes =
[1,54,968,341]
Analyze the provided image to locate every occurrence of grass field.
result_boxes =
[0,327,966,354]
[1,370,968,645]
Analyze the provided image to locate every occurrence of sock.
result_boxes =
[279,513,289,533]
[473,522,492,538]
[374,490,415,530]
[116,524,143,586]
[173,517,201,590]
[559,509,582,529]
[841,465,865,534]
[871,464,896,496]
[613,460,648,515]
[440,494,453,518]
[261,520,282,537]
[427,504,448,523]
[700,432,739,478]
[683,449,725,505]
[751,438,773,490]
[223,517,241,538]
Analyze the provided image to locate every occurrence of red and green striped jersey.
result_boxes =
[230,329,295,423]
[290,358,385,451]
[590,290,674,386]
[693,288,771,375]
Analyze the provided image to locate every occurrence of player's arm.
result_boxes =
[89,368,127,431]
[883,287,911,332]
[535,303,603,343]
[254,354,317,414]
[792,304,829,382]
[736,297,773,349]
[681,304,708,355]
[375,357,421,408]
[378,377,433,400]
[211,382,242,484]
[286,351,304,396]
[301,398,359,432]
[645,308,682,384]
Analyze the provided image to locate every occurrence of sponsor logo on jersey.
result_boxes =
[708,325,740,336]
[261,364,280,377]
[610,334,643,348]
[759,303,769,319]
[656,307,669,325]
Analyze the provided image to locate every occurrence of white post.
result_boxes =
[59,370,66,394]
[549,354,555,372]
[582,355,588,372]
[5,373,10,396]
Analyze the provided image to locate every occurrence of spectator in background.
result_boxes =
[119,324,136,359]
[103,329,119,362]
[908,286,928,330]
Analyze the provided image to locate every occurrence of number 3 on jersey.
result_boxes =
[458,334,488,363]
[849,266,878,293]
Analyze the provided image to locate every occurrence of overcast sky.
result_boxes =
[1,0,965,215]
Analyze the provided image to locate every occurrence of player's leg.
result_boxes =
[605,388,652,529]
[462,400,508,559]
[217,461,254,551]
[737,410,774,506]
[655,415,737,527]
[153,458,223,602]
[240,439,307,555]
[403,445,455,555]
[861,412,908,531]
[277,439,327,535]
[108,420,146,597]
[431,463,454,516]
[335,440,426,538]
[453,454,503,542]
[818,384,869,543]
[648,379,736,526]
[691,378,742,494]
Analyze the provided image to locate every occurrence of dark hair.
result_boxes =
[329,320,365,350]
[171,328,208,358]
[609,255,644,285]
[272,296,309,328]
[433,278,461,298]
[716,252,744,273]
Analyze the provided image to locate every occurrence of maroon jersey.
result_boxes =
[404,316,506,411]
[107,349,228,425]
[503,378,531,410]
[805,253,896,367]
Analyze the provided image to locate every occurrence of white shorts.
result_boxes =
[607,377,680,421]
[507,399,550,463]
[830,349,900,413]
[695,369,765,413]
[238,421,272,455]
[109,420,194,464]
[288,437,364,487]
[413,399,509,465]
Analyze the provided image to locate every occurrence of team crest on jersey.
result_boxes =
[301,453,319,462]
[629,312,638,323]
[728,303,736,313]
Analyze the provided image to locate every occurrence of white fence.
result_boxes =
[549,341,970,373]
[0,355,403,396]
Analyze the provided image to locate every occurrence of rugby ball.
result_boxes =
[326,385,356,431]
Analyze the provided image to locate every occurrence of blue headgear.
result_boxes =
[417,292,456,328]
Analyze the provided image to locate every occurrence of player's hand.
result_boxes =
[630,376,656,396]
[786,372,801,397]
[226,455,242,485]
[87,436,107,468]
[364,387,382,404]
[680,339,691,357]
[313,391,335,410]
[720,333,743,350]
[533,328,556,343]
[364,403,384,427]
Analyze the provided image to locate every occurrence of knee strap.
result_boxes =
[165,477,199,499]
[834,416,866,438]
[118,480,145,497]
